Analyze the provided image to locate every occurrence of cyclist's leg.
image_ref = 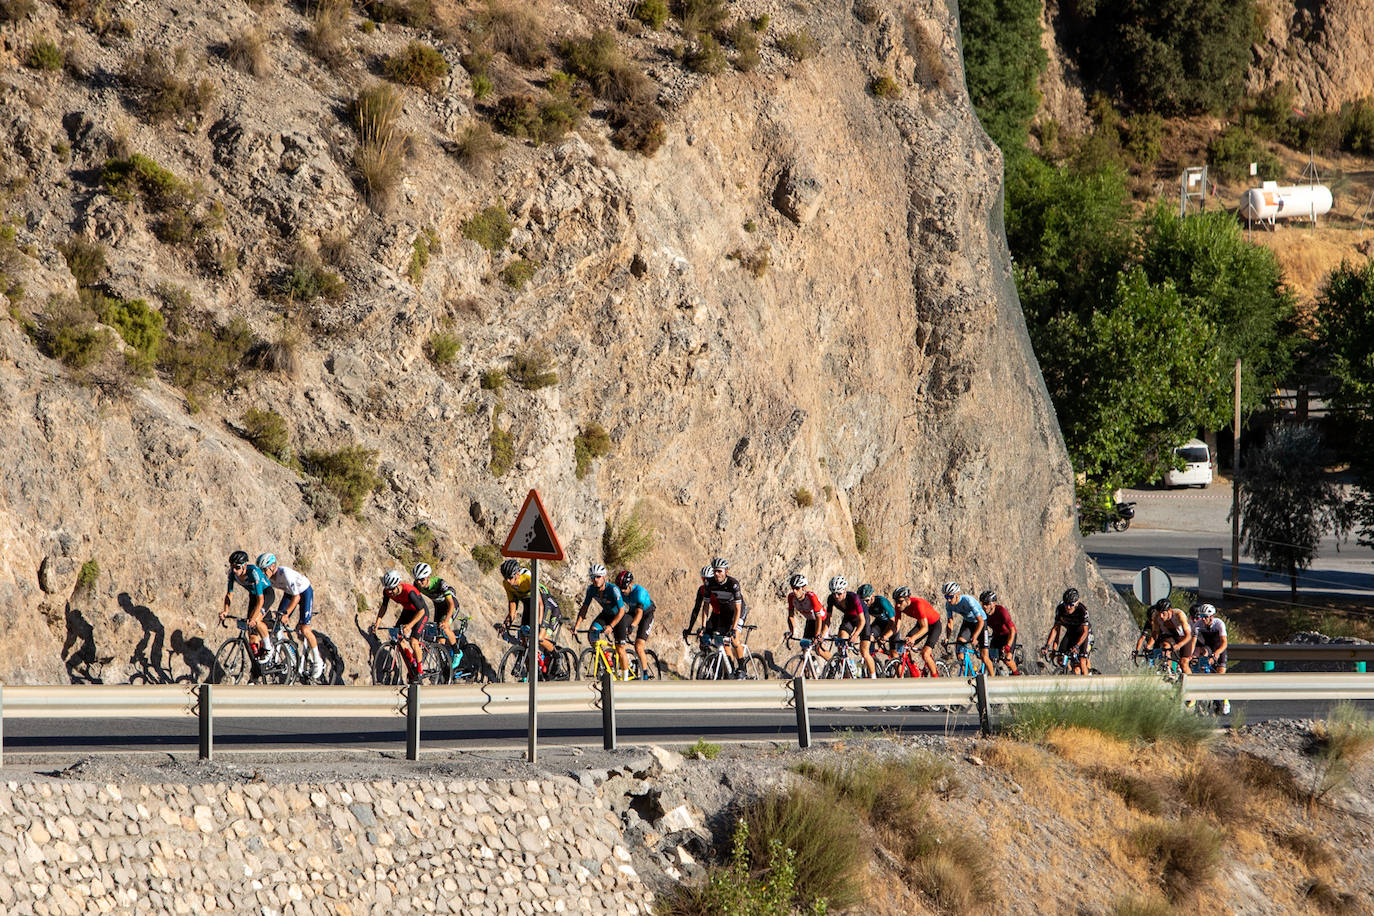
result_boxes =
[248,603,269,652]
[295,588,323,674]
[437,603,458,648]
[921,619,943,675]
[634,606,655,674]
[979,628,995,676]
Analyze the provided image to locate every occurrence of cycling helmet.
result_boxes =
[412,562,432,581]
[711,556,729,570]
[588,563,608,579]
[381,571,401,589]
[828,575,848,594]
[979,590,997,606]
[615,570,633,590]
[700,565,715,579]
[1062,588,1080,605]
[943,581,961,597]
[256,553,277,570]
[1151,598,1171,614]
[857,584,875,600]
[892,585,911,601]
[1197,603,1217,618]
[499,559,520,579]
[229,550,250,567]
[788,573,808,589]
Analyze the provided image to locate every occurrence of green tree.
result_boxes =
[1314,259,1374,547]
[959,0,1047,156]
[1239,424,1349,599]
[1136,205,1297,415]
[1066,0,1256,115]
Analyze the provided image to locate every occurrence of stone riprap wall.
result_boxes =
[0,777,650,915]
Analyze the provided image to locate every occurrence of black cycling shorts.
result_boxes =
[870,617,897,643]
[396,609,429,633]
[612,614,634,646]
[634,605,655,641]
[989,632,1013,654]
[920,618,944,649]
[958,622,990,648]
[1057,627,1087,656]
[802,617,824,640]
[838,612,866,641]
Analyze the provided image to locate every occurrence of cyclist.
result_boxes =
[575,564,629,672]
[413,562,463,673]
[1142,597,1193,661]
[257,553,324,680]
[1189,603,1230,714]
[702,557,748,675]
[615,570,656,677]
[893,586,941,676]
[370,570,429,682]
[1044,587,1091,675]
[499,559,557,657]
[861,584,898,657]
[783,574,830,661]
[826,576,874,677]
[220,550,273,659]
[942,582,987,673]
[980,589,1021,676]
[683,564,719,642]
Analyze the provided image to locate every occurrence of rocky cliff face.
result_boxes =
[0,0,1128,684]
[1249,0,1374,110]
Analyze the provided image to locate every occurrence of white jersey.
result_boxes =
[1194,617,1226,644]
[268,565,311,596]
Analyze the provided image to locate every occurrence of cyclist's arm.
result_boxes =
[372,594,392,630]
[280,592,301,618]
[1215,627,1228,655]
[607,600,627,628]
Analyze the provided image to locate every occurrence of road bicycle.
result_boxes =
[497,621,578,682]
[780,634,831,679]
[943,639,985,679]
[819,636,870,679]
[422,617,487,684]
[688,625,769,680]
[213,611,300,685]
[1130,646,1183,683]
[881,641,949,679]
[577,628,660,680]
[992,641,1026,677]
[371,626,445,685]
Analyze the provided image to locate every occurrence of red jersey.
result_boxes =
[787,590,826,621]
[986,603,1015,638]
[381,582,427,617]
[899,596,940,625]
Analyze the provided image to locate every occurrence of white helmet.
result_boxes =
[412,562,432,581]
[943,581,960,597]
[381,571,401,589]
[588,563,607,579]
[711,556,729,570]
[789,573,808,589]
[256,553,276,569]
[828,576,848,594]
[700,565,715,579]
[1197,603,1217,618]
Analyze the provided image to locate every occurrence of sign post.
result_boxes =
[501,489,566,764]
[1131,566,1173,608]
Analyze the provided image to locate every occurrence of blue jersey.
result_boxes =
[227,564,271,597]
[580,582,625,616]
[868,595,895,621]
[623,583,654,611]
[946,594,985,623]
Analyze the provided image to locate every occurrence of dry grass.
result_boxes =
[470,0,549,69]
[304,0,350,66]
[1274,827,1336,869]
[351,84,405,207]
[1129,817,1223,902]
[450,121,504,174]
[1233,751,1305,802]
[1179,756,1248,823]
[226,26,270,77]
[1044,725,1135,769]
[1094,767,1165,815]
[1309,702,1374,805]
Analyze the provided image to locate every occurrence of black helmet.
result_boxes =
[979,590,997,606]
[499,559,520,579]
[229,550,250,567]
[892,585,911,601]
[1061,588,1079,605]
[1152,598,1171,613]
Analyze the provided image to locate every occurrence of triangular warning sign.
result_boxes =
[501,489,565,561]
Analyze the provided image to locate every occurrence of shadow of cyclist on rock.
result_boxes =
[63,603,112,684]
[171,629,216,684]
[120,592,171,684]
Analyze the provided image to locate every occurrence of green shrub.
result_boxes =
[499,258,537,290]
[462,205,513,252]
[302,445,382,517]
[574,422,611,478]
[1295,110,1342,155]
[101,154,193,211]
[853,1,879,24]
[741,786,863,911]
[1129,818,1222,902]
[242,407,291,462]
[633,0,667,28]
[471,544,502,574]
[1309,702,1374,805]
[1123,112,1164,169]
[1339,96,1374,155]
[727,247,769,278]
[97,295,164,376]
[59,236,106,287]
[451,122,504,172]
[158,316,255,408]
[792,488,813,508]
[684,737,720,760]
[1006,675,1214,744]
[351,84,405,206]
[609,97,667,156]
[1207,126,1280,182]
[602,505,654,567]
[492,92,583,145]
[508,344,558,389]
[870,74,901,98]
[362,0,431,28]
[852,521,870,553]
[426,329,461,366]
[684,35,726,75]
[383,41,449,91]
[675,0,727,36]
[489,417,515,476]
[408,228,438,283]
[280,257,346,302]
[796,752,950,832]
[76,559,99,590]
[42,295,110,369]
[122,46,215,124]
[561,31,647,101]
[304,0,350,66]
[25,37,63,71]
[776,29,818,61]
[658,820,809,916]
[480,368,506,390]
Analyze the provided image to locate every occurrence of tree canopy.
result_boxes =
[959,0,1047,155]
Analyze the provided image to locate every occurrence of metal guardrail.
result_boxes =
[1227,644,1374,662]
[1,669,1372,764]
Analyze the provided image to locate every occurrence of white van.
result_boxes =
[1163,439,1213,488]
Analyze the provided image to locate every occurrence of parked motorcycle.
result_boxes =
[1110,501,1136,532]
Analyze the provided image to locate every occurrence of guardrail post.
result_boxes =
[601,671,616,751]
[406,683,420,760]
[198,684,213,761]
[793,676,811,749]
[974,670,991,737]
[1358,662,1367,674]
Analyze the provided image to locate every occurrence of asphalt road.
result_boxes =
[1085,483,1374,600]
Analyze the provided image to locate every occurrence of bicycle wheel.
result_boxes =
[554,647,580,681]
[820,657,848,679]
[314,633,345,685]
[429,642,454,685]
[372,643,405,686]
[213,638,251,685]
[740,654,768,680]
[577,647,599,680]
[639,649,661,679]
[416,643,445,684]
[264,641,299,685]
[452,642,486,683]
[498,646,527,683]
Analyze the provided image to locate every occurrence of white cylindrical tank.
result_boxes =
[1239,181,1333,221]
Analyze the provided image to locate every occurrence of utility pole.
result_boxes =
[1231,359,1241,590]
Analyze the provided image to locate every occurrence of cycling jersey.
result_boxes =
[502,570,534,603]
[580,582,625,622]
[381,582,428,625]
[827,591,868,637]
[623,583,654,614]
[268,565,314,623]
[898,597,940,625]
[868,595,896,621]
[1193,617,1226,647]
[691,584,719,619]
[1053,601,1090,631]
[986,604,1015,639]
[227,564,272,599]
[946,594,986,623]
[787,590,826,621]
[706,575,745,622]
[416,576,458,623]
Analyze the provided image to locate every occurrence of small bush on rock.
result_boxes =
[469,0,550,69]
[302,444,382,517]
[122,46,215,125]
[426,329,460,366]
[77,559,99,590]
[451,122,504,173]
[384,41,449,91]
[96,294,164,377]
[42,295,110,370]
[0,0,37,22]
[242,407,292,462]
[489,415,515,476]
[634,0,667,29]
[59,236,106,287]
[499,258,537,290]
[508,343,557,389]
[871,74,901,98]
[351,84,406,206]
[25,37,64,71]
[574,422,611,478]
[602,505,654,567]
[777,29,819,61]
[226,26,270,77]
[471,544,502,573]
[462,205,513,252]
[305,0,350,66]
